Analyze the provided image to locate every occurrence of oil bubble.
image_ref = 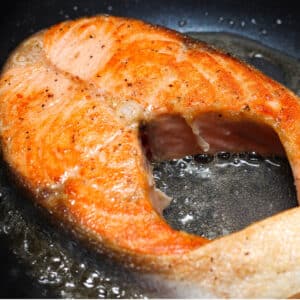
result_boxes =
[177,161,187,169]
[217,152,230,160]
[247,152,263,162]
[178,20,187,27]
[180,214,194,225]
[260,29,268,35]
[112,286,120,294]
[194,153,213,164]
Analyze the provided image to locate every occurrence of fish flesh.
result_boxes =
[1,16,300,298]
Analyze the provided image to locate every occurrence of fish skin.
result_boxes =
[1,15,300,297]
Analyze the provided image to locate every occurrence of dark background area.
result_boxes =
[0,237,38,298]
[0,0,299,69]
[0,0,299,297]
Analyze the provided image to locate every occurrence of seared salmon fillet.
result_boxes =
[1,16,300,297]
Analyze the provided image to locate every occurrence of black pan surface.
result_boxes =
[0,0,299,298]
[1,0,299,68]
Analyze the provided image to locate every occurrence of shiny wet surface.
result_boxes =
[159,153,297,239]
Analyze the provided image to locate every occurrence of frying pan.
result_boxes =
[0,0,299,298]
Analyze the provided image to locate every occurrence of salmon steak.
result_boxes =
[1,16,300,298]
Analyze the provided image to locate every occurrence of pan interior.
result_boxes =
[142,112,297,239]
[154,153,297,239]
[0,31,299,298]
